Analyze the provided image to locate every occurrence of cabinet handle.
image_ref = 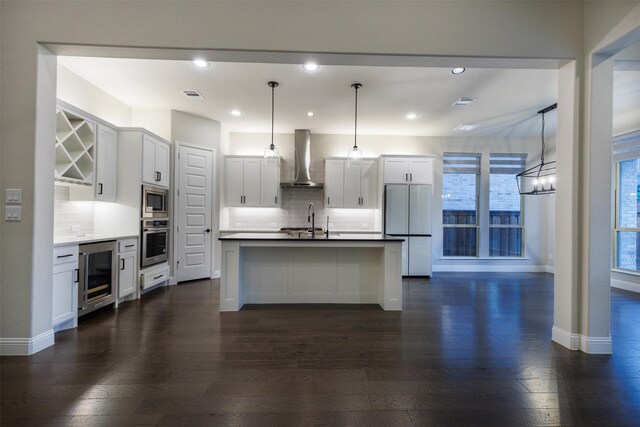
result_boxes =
[121,259,125,271]
[57,254,73,259]
[153,274,163,280]
[125,244,134,248]
[98,183,103,195]
[410,173,413,181]
[275,196,277,204]
[405,173,408,182]
[327,197,330,205]
[156,171,161,182]
[74,268,79,283]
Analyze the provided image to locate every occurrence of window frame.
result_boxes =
[612,131,640,273]
[442,153,481,258]
[488,154,526,258]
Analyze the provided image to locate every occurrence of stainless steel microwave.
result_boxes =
[142,185,168,218]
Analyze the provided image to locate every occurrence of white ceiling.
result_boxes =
[58,56,561,138]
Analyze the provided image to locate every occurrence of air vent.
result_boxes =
[452,97,476,106]
[181,90,205,99]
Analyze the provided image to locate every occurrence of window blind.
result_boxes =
[613,130,640,162]
[443,153,481,174]
[489,153,527,174]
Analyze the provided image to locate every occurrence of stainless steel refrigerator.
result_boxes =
[384,184,433,276]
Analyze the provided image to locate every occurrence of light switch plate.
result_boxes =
[5,206,21,221]
[6,189,22,204]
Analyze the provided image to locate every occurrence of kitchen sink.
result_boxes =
[280,227,325,238]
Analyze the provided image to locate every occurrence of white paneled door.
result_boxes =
[177,145,213,282]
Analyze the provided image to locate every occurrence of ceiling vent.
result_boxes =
[453,97,476,106]
[181,89,205,99]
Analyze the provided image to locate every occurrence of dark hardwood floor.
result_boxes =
[2,273,640,426]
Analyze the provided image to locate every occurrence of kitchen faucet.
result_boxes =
[307,203,315,239]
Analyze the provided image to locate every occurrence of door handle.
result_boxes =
[205,228,211,233]
[121,258,125,271]
[74,268,79,283]
[98,183,103,195]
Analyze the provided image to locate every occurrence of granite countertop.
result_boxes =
[54,234,138,246]
[219,232,403,242]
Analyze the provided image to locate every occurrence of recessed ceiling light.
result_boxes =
[406,113,417,120]
[454,124,479,131]
[230,110,242,116]
[307,111,315,117]
[452,97,477,106]
[451,67,466,75]
[192,59,210,69]
[303,62,319,72]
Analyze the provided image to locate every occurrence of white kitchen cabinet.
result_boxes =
[326,158,377,208]
[383,157,433,184]
[324,159,345,207]
[95,124,118,201]
[142,134,170,188]
[345,159,378,208]
[52,244,79,331]
[260,159,280,207]
[225,157,261,207]
[118,238,138,299]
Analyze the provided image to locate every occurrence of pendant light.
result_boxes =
[516,103,557,195]
[347,83,363,165]
[264,81,280,163]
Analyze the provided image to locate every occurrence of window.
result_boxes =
[442,153,480,256]
[614,131,640,271]
[489,154,526,257]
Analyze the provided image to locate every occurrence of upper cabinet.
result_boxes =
[142,134,170,188]
[325,158,378,208]
[260,159,280,207]
[383,157,433,184]
[225,157,261,207]
[95,124,118,201]
[55,109,95,185]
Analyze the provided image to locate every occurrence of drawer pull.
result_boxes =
[57,254,74,259]
[153,274,164,280]
[125,244,135,248]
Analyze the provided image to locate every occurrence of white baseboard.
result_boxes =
[552,326,612,354]
[212,270,221,279]
[611,277,640,293]
[433,264,552,273]
[580,335,612,354]
[552,326,580,350]
[0,329,55,356]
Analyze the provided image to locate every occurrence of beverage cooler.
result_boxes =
[78,241,117,316]
[384,184,433,276]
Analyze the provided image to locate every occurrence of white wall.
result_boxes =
[131,109,172,141]
[57,65,131,127]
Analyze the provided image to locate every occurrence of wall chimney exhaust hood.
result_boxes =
[281,129,324,188]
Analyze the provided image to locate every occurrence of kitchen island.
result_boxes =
[218,233,404,311]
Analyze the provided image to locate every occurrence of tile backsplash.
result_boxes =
[226,187,380,231]
[54,201,95,237]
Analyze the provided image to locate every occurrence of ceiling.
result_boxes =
[58,56,562,138]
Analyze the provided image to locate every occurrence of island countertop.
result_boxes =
[219,232,404,242]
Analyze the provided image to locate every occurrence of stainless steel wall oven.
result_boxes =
[141,218,169,268]
[78,241,117,317]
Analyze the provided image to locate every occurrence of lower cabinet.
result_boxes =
[52,244,79,331]
[118,238,138,299]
